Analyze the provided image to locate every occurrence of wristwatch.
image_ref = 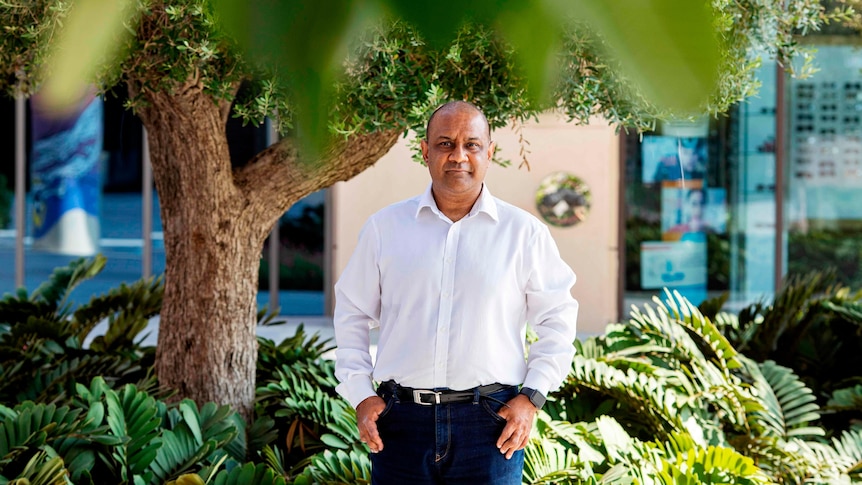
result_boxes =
[519,387,546,410]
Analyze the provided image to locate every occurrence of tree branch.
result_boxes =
[234,128,401,228]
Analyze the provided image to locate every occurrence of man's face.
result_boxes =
[421,106,494,199]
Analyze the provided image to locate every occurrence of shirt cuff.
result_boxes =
[522,372,557,398]
[336,375,377,409]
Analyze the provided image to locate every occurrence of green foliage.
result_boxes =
[720,270,862,432]
[538,288,862,484]
[752,360,824,440]
[0,256,162,405]
[254,323,368,481]
[291,448,370,485]
[6,258,862,483]
[827,384,862,417]
[209,462,286,485]
[789,228,862,288]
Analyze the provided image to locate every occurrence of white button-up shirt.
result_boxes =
[334,184,579,408]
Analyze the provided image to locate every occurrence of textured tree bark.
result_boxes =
[133,78,400,422]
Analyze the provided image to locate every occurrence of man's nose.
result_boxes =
[449,144,468,162]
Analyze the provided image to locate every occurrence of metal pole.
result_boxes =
[142,127,152,279]
[266,118,280,309]
[774,63,786,291]
[14,93,25,289]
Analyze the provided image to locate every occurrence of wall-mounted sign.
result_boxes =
[535,172,591,227]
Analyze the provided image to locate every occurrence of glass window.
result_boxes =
[624,62,778,311]
[785,44,862,287]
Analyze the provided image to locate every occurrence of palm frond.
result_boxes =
[6,451,69,485]
[826,384,862,413]
[104,383,163,481]
[792,428,862,483]
[291,449,370,485]
[752,360,824,440]
[210,462,286,485]
[522,437,583,484]
[736,270,837,360]
[567,355,683,438]
[76,276,163,350]
[30,255,107,313]
[657,289,742,370]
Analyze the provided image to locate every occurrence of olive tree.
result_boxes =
[0,0,841,421]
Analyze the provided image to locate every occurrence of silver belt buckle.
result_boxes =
[413,389,441,405]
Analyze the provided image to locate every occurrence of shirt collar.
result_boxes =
[415,183,499,222]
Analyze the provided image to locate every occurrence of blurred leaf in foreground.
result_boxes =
[561,0,720,115]
[215,0,380,156]
[38,0,137,116]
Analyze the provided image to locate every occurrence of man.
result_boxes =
[334,101,578,484]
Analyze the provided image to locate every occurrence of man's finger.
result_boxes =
[499,427,524,458]
[496,421,516,449]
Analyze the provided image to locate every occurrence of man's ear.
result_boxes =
[487,140,496,160]
[420,138,429,161]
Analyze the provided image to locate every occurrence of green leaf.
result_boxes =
[753,360,824,440]
[493,1,560,104]
[319,433,349,450]
[38,0,138,114]
[557,0,719,115]
[213,0,378,156]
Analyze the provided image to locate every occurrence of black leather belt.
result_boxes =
[378,381,513,406]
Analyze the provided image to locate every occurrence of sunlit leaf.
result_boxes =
[551,0,720,115]
[214,0,379,157]
[380,0,504,48]
[39,0,137,115]
[494,0,561,104]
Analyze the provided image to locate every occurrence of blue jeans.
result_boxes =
[371,384,524,484]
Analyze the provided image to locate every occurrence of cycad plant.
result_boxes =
[0,255,163,404]
[525,290,862,484]
[709,270,862,433]
[4,258,862,484]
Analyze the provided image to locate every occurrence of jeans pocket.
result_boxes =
[480,398,508,424]
[377,396,396,422]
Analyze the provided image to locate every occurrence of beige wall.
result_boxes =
[329,112,620,335]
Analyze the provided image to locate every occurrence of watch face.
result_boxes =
[521,388,545,409]
[530,391,545,409]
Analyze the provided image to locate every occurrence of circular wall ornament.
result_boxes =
[535,172,591,227]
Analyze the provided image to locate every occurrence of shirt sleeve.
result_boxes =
[522,224,579,396]
[333,218,382,409]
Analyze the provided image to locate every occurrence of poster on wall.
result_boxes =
[640,240,707,304]
[660,181,727,240]
[642,135,708,184]
[30,93,102,256]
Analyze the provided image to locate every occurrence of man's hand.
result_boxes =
[496,394,538,459]
[356,396,387,453]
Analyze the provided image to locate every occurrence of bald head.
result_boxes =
[425,101,491,142]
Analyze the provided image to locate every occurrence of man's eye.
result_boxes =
[440,142,452,147]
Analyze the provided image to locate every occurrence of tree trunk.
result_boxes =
[138,85,263,421]
[133,79,400,422]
